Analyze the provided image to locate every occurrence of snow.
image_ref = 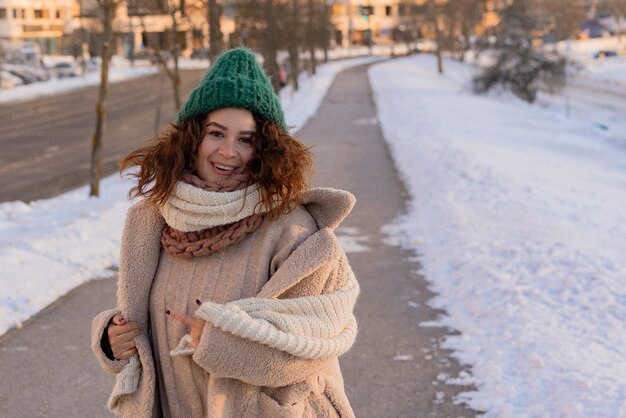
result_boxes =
[0,57,157,104]
[0,55,380,337]
[2,42,626,417]
[0,55,214,104]
[559,37,626,88]
[370,55,626,417]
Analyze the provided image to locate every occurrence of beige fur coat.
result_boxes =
[91,188,358,418]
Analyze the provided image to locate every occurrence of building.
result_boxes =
[330,0,501,47]
[330,1,414,47]
[0,0,77,53]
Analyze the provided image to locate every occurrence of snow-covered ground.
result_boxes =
[0,55,381,337]
[370,55,626,417]
[0,47,392,105]
[562,37,626,88]
[0,56,158,104]
[2,41,626,417]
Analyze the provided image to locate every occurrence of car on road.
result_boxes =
[0,70,25,88]
[49,61,83,78]
[593,50,618,59]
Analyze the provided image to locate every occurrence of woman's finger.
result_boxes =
[118,347,138,360]
[118,338,137,352]
[110,314,127,325]
[166,309,195,326]
[108,322,138,340]
[114,322,139,337]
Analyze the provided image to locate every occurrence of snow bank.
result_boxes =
[370,54,626,417]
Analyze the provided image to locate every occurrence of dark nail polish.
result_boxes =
[165,309,170,315]
[195,299,202,306]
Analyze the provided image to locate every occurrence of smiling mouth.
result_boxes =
[211,162,237,173]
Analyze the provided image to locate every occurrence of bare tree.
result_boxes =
[424,0,445,73]
[305,0,318,75]
[603,0,626,46]
[455,0,488,61]
[536,0,586,44]
[287,0,302,91]
[232,0,289,92]
[251,0,279,93]
[159,0,189,111]
[473,0,566,103]
[207,0,222,61]
[89,0,124,197]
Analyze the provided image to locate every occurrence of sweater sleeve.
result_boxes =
[191,209,350,387]
[192,322,335,387]
[91,308,130,374]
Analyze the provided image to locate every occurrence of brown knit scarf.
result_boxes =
[161,173,264,258]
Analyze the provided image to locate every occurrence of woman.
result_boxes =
[91,48,359,418]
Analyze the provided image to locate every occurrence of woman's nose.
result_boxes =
[218,138,236,158]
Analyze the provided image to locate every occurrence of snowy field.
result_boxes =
[0,55,382,337]
[370,55,626,417]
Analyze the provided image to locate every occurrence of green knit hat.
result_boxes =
[175,48,288,132]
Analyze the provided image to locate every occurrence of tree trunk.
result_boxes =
[172,15,181,110]
[208,0,222,61]
[161,10,182,111]
[307,0,317,75]
[429,0,445,74]
[89,1,114,197]
[436,47,444,74]
[262,0,281,93]
[322,1,330,63]
[288,0,300,91]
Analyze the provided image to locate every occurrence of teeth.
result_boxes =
[215,164,234,171]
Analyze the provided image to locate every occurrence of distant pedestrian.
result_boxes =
[91,48,359,418]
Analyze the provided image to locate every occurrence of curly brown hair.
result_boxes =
[120,113,313,220]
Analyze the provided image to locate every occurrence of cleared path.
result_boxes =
[299,63,477,417]
[0,62,478,417]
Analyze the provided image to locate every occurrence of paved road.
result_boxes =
[0,69,204,203]
[0,63,478,417]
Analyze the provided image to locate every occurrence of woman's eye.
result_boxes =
[239,137,252,144]
[209,130,224,138]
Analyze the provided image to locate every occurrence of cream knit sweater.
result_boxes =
[171,268,359,360]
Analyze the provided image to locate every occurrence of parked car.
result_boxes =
[133,48,172,64]
[413,39,437,53]
[593,50,618,59]
[191,48,209,59]
[50,61,82,78]
[2,65,37,84]
[0,70,25,88]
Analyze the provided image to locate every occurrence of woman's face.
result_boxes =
[195,108,256,183]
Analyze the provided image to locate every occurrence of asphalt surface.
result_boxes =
[0,62,478,417]
[0,69,205,203]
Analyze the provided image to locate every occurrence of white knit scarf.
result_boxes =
[159,181,263,232]
[171,267,359,360]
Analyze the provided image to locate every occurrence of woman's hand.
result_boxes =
[166,300,206,348]
[106,314,140,360]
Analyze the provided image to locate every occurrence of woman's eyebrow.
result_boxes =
[206,122,254,135]
[206,121,227,130]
